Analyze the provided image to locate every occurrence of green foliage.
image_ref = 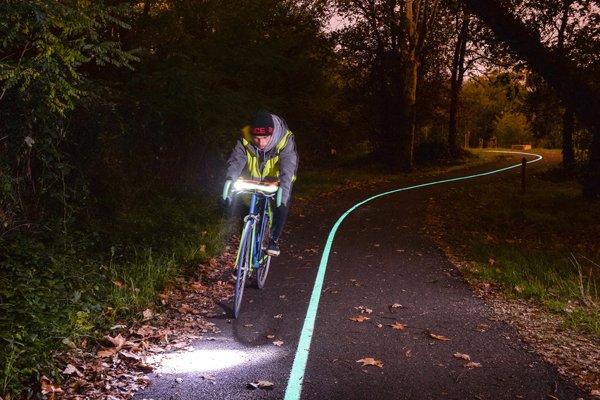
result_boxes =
[460,72,532,147]
[0,1,137,114]
[0,195,222,398]
[493,111,532,146]
[0,0,139,237]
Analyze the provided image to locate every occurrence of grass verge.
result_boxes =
[0,196,224,399]
[433,150,600,337]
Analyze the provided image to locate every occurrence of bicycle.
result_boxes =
[223,178,282,318]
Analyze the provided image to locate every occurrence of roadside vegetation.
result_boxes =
[435,150,600,337]
[0,197,224,399]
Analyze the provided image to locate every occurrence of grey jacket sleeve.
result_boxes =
[278,133,299,206]
[225,139,247,181]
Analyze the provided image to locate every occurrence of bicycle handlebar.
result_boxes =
[223,179,282,206]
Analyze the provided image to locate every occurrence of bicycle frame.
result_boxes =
[228,179,279,317]
[237,192,272,270]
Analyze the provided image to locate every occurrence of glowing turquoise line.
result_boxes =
[284,152,542,400]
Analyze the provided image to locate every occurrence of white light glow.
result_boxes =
[151,346,280,374]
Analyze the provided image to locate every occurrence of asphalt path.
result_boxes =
[137,153,587,400]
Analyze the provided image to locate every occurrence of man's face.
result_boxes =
[252,135,272,150]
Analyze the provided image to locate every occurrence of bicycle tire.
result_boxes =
[256,210,271,289]
[234,220,252,318]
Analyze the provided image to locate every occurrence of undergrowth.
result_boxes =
[0,196,223,399]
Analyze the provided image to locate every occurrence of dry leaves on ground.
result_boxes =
[51,248,237,399]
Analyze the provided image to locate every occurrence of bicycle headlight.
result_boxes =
[233,180,279,193]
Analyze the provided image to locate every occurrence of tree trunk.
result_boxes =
[557,0,576,174]
[583,127,600,199]
[449,13,469,154]
[398,59,418,171]
[562,107,575,172]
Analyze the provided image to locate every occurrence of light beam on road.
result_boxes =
[151,345,281,374]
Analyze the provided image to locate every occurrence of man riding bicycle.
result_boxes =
[224,110,298,256]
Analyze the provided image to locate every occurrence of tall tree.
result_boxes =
[333,0,440,171]
[448,6,470,153]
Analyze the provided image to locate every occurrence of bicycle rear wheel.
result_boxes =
[234,221,252,318]
[256,208,272,289]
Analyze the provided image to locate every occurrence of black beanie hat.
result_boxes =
[250,111,274,136]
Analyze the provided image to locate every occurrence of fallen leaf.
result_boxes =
[488,258,495,265]
[62,364,82,377]
[266,334,275,340]
[243,324,254,328]
[356,357,384,368]
[105,334,127,349]
[142,309,153,321]
[177,304,200,314]
[453,352,471,360]
[40,376,64,395]
[247,380,274,390]
[97,349,116,358]
[464,362,482,368]
[354,306,373,314]
[430,333,450,341]
[135,325,155,337]
[136,363,154,373]
[350,315,371,323]
[119,350,141,361]
[590,389,600,397]
[273,340,284,347]
[389,322,407,330]
[389,303,403,313]
[112,281,127,288]
[273,314,283,319]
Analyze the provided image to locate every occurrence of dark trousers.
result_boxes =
[270,202,289,242]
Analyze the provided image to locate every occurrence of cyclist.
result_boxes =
[224,110,298,256]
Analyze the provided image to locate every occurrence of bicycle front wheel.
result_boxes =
[256,208,272,289]
[234,221,252,318]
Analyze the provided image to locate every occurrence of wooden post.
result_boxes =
[521,157,527,192]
